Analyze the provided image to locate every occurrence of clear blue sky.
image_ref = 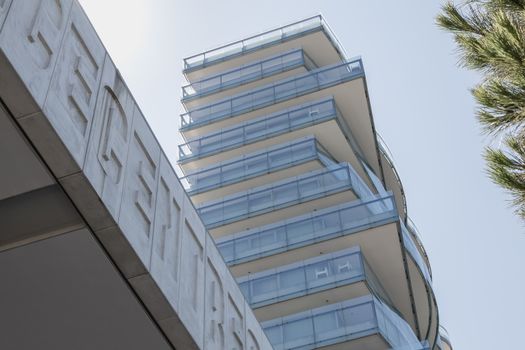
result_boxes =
[79,1,525,349]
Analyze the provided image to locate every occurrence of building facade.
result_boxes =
[179,16,453,350]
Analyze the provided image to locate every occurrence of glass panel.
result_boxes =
[238,281,250,303]
[278,267,306,299]
[314,309,346,343]
[401,222,432,284]
[224,197,248,221]
[231,94,252,114]
[251,88,273,108]
[262,295,422,349]
[240,249,370,308]
[274,80,296,100]
[199,205,222,224]
[333,253,362,282]
[221,161,243,183]
[287,217,314,245]
[273,182,298,206]
[252,275,278,304]
[245,154,268,175]
[217,241,234,263]
[313,211,341,240]
[306,260,333,290]
[266,114,289,134]
[343,302,376,335]
[340,204,374,230]
[291,141,315,162]
[264,325,282,346]
[209,100,231,119]
[298,177,321,198]
[217,194,397,265]
[259,227,286,253]
[268,148,291,168]
[182,59,363,128]
[182,49,305,98]
[184,16,325,70]
[295,74,318,93]
[283,317,314,348]
[187,138,319,192]
[262,56,283,75]
[199,133,221,154]
[249,191,272,212]
[289,107,312,127]
[236,235,260,261]
[221,69,242,87]
[245,120,268,139]
[240,64,261,81]
[178,99,337,162]
[221,127,243,149]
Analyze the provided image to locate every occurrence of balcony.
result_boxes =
[180,59,363,131]
[262,295,423,350]
[178,57,381,181]
[237,246,394,321]
[406,218,432,279]
[214,192,434,337]
[377,134,407,221]
[180,137,338,203]
[183,15,346,80]
[216,194,397,267]
[400,220,439,347]
[182,48,315,108]
[437,326,453,350]
[375,139,438,347]
[178,98,336,163]
[197,163,366,236]
[401,222,431,286]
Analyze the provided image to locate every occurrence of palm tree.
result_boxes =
[437,0,525,218]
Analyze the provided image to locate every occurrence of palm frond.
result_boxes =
[486,135,525,217]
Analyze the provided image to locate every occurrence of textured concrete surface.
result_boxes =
[0,1,271,349]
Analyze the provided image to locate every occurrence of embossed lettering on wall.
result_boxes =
[247,330,260,350]
[228,294,245,350]
[185,221,203,311]
[156,178,180,260]
[206,259,225,348]
[43,2,106,169]
[132,132,157,237]
[98,87,129,188]
[64,24,98,135]
[0,0,12,26]
[28,0,66,69]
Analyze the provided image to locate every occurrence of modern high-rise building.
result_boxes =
[178,15,453,350]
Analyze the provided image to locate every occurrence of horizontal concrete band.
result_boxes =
[0,1,271,349]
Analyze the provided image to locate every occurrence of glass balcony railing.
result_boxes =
[178,98,336,161]
[182,49,315,100]
[183,15,346,71]
[216,194,397,265]
[197,163,366,228]
[237,246,392,309]
[415,342,431,350]
[406,217,432,279]
[377,133,407,219]
[262,294,423,350]
[180,137,337,195]
[438,326,452,349]
[180,59,364,130]
[401,221,432,285]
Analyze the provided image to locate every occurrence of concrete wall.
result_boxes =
[0,1,271,349]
